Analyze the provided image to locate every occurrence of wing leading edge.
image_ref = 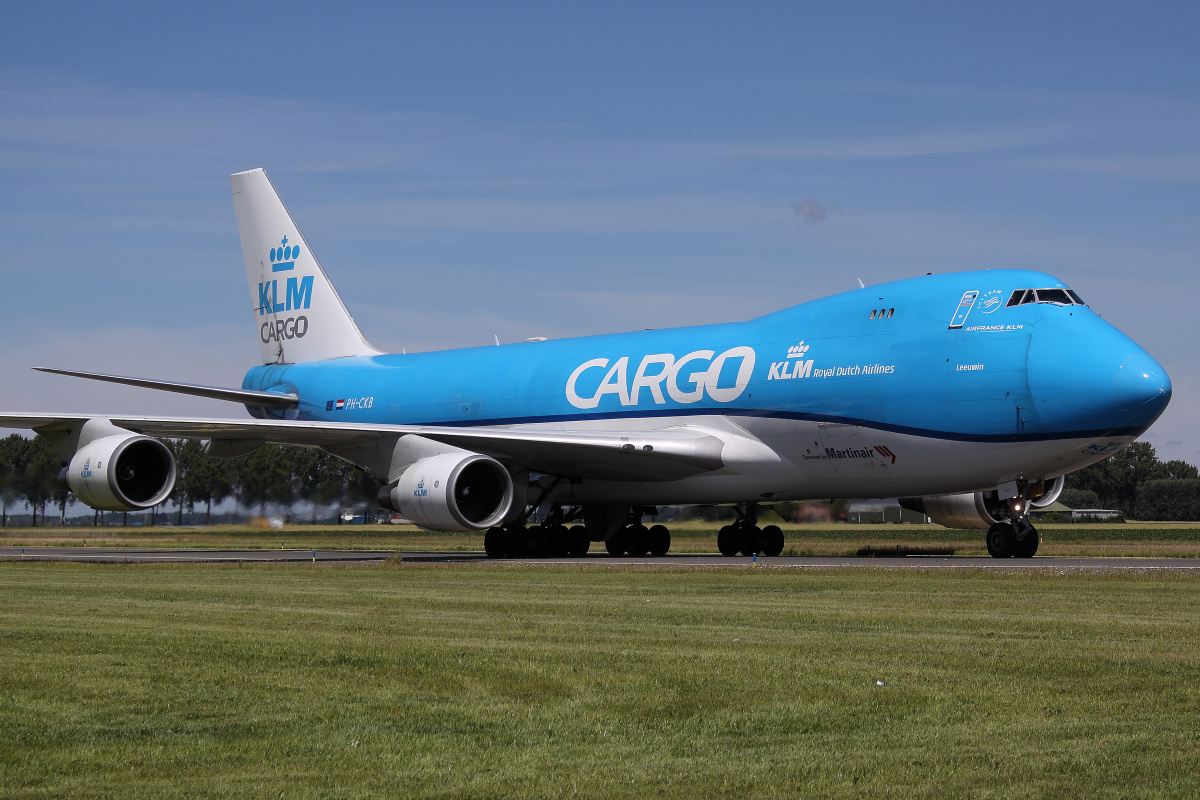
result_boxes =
[0,413,726,483]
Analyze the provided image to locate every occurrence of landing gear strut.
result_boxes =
[717,504,785,557]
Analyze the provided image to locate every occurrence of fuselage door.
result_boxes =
[948,291,979,329]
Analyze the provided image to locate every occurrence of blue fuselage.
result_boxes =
[243,270,1169,451]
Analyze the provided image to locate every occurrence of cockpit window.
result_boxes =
[1034,288,1071,304]
[1006,287,1086,307]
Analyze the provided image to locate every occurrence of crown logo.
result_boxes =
[269,235,300,272]
[786,340,810,359]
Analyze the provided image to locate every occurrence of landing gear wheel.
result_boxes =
[739,525,763,556]
[717,525,739,556]
[647,524,671,556]
[986,523,1017,558]
[605,527,628,556]
[505,525,531,557]
[484,526,506,558]
[1015,528,1040,558]
[530,525,552,557]
[548,524,570,557]
[761,525,784,557]
[626,524,650,557]
[567,525,591,557]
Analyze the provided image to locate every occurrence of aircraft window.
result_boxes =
[1035,288,1071,305]
[1006,288,1086,307]
[887,308,894,318]
[869,309,877,319]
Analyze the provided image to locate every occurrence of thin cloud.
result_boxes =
[793,199,831,224]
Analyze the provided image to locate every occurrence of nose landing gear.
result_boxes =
[986,516,1039,558]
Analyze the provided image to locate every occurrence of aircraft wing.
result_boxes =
[0,413,726,482]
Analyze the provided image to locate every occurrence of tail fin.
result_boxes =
[231,168,381,364]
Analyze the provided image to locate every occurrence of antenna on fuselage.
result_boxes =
[857,278,865,288]
[494,335,500,346]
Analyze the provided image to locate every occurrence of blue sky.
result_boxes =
[1,2,1197,457]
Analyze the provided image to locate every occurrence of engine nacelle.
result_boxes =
[899,491,1005,530]
[380,452,513,531]
[64,433,176,511]
[1028,475,1066,509]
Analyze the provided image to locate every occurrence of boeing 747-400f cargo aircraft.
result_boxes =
[1,169,1172,558]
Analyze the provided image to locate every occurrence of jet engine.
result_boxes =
[899,492,1005,530]
[379,452,513,531]
[62,433,176,511]
[899,475,1065,529]
[1027,475,1065,509]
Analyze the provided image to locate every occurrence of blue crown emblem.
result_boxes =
[269,235,300,272]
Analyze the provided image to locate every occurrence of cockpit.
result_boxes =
[1005,288,1086,307]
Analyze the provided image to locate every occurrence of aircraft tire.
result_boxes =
[530,525,550,557]
[717,525,739,556]
[739,525,763,556]
[627,524,651,557]
[548,524,570,557]
[761,524,784,557]
[986,523,1017,558]
[605,527,628,556]
[1014,528,1039,558]
[648,524,671,556]
[503,526,529,557]
[567,525,590,557]
[484,526,506,558]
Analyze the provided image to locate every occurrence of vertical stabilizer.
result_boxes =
[231,169,381,364]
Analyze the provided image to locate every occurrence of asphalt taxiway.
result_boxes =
[2,547,1199,571]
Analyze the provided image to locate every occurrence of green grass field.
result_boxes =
[1,562,1198,798]
[4,521,1200,558]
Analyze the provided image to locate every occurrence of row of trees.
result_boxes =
[0,434,382,526]
[1064,442,1200,519]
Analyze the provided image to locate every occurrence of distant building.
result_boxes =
[1070,508,1123,522]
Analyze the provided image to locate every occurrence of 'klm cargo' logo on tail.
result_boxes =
[258,234,313,344]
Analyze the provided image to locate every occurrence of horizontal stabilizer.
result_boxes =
[34,368,299,410]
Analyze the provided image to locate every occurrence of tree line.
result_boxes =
[1063,441,1200,520]
[0,434,382,526]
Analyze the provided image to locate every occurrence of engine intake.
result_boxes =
[64,433,176,511]
[380,452,513,531]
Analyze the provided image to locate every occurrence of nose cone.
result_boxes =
[1026,315,1170,436]
[1114,351,1172,426]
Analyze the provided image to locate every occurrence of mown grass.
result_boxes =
[4,521,1200,558]
[1,562,1198,798]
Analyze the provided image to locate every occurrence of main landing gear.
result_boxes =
[986,516,1039,558]
[483,505,674,559]
[484,519,592,559]
[604,510,671,557]
[716,504,785,558]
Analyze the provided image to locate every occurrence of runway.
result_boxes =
[3,547,1200,571]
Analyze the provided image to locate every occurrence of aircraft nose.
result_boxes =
[1114,350,1171,423]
